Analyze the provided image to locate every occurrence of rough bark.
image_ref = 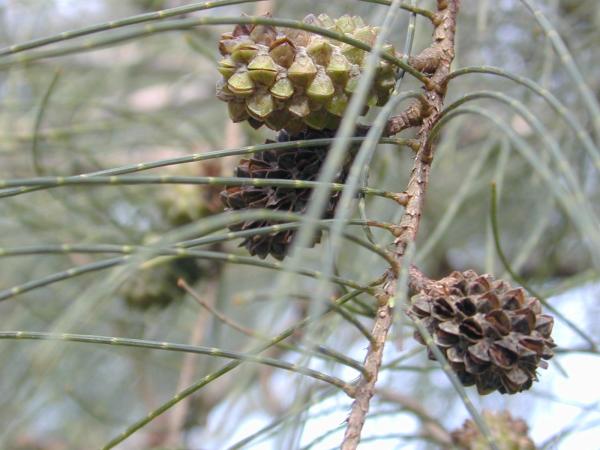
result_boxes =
[340,2,461,448]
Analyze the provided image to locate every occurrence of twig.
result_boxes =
[384,97,428,136]
[163,280,218,447]
[222,117,244,179]
[341,1,461,448]
[179,279,369,376]
[253,0,274,16]
[489,183,597,351]
[377,389,453,446]
[179,278,256,337]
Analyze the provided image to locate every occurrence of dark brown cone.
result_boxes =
[407,270,556,395]
[451,410,536,450]
[220,128,352,260]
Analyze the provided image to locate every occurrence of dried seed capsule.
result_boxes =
[217,57,237,79]
[227,71,255,96]
[218,32,237,55]
[250,23,277,46]
[306,69,335,103]
[247,54,278,86]
[335,15,356,33]
[288,95,311,118]
[326,52,352,84]
[326,91,349,116]
[265,109,294,130]
[287,53,318,86]
[303,109,339,131]
[307,37,333,66]
[216,79,234,101]
[352,16,366,29]
[341,42,366,66]
[270,77,295,100]
[317,13,336,30]
[231,41,259,63]
[228,101,249,122]
[269,37,296,68]
[354,26,377,46]
[246,91,275,119]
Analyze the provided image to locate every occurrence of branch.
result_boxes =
[377,388,453,446]
[405,47,445,73]
[163,280,218,447]
[341,1,461,448]
[384,98,427,136]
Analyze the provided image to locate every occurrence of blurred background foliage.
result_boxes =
[0,0,598,449]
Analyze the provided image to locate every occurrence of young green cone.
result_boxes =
[216,14,398,133]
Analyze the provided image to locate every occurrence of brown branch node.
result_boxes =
[406,47,444,74]
[384,98,427,136]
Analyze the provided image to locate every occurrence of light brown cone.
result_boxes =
[451,410,536,450]
[408,270,555,395]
